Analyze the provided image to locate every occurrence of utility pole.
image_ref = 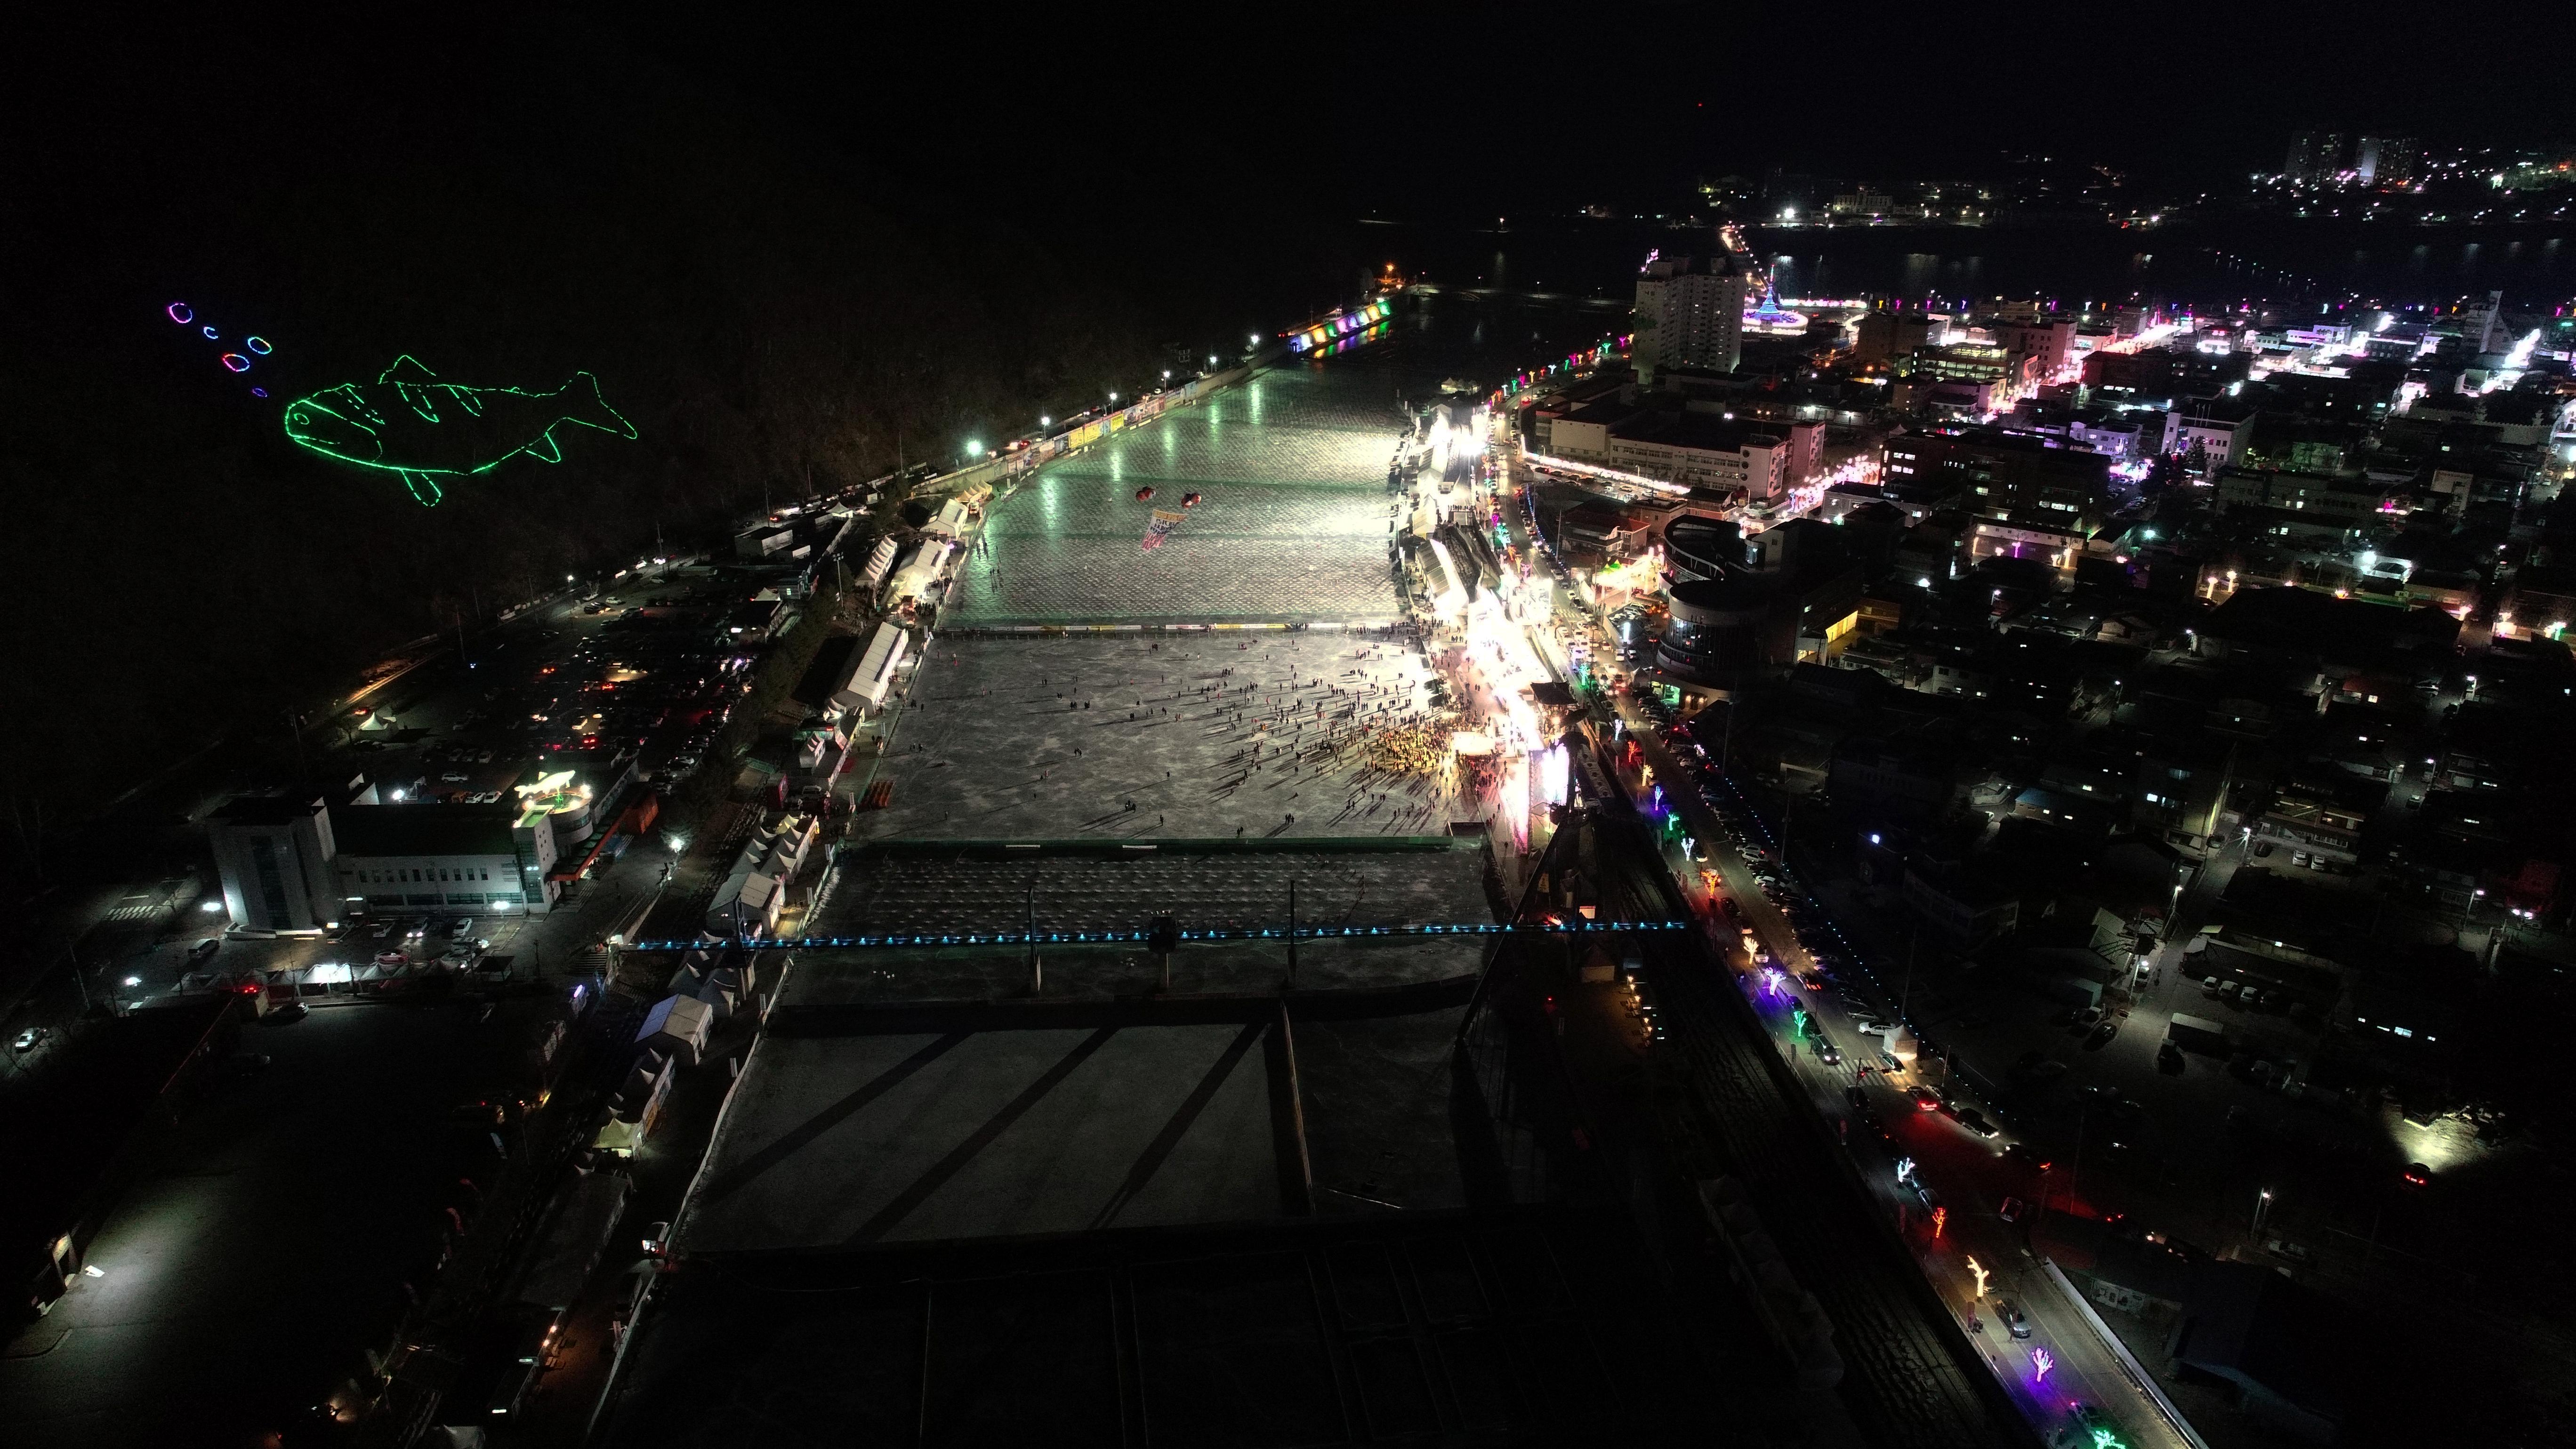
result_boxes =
[1287,879,1299,989]
[1027,876,1041,995]
[1899,925,1919,1020]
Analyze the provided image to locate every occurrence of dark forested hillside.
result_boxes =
[0,12,1359,861]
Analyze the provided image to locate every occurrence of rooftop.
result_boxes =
[328,802,522,858]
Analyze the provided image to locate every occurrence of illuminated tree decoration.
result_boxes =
[282,355,638,507]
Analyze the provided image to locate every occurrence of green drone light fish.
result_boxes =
[283,355,637,505]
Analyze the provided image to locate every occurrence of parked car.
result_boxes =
[270,1002,309,1023]
[1956,1109,1998,1137]
[13,1026,50,1052]
[1993,1298,2030,1338]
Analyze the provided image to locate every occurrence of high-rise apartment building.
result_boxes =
[2355,136,2419,188]
[1635,248,1750,374]
[2285,130,2344,182]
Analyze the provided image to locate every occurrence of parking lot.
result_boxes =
[340,560,773,814]
[0,990,577,1448]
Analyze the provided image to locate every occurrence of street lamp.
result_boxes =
[2254,1188,2275,1231]
[1108,391,1119,402]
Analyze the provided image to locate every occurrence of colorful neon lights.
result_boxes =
[1284,299,1394,353]
[167,300,279,394]
[282,355,638,507]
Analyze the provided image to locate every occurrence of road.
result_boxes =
[1567,799,2033,1449]
[1597,697,2194,1449]
[1481,407,2181,1449]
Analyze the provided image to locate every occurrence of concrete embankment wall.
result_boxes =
[912,342,1299,501]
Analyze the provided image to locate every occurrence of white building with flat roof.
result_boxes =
[330,802,559,916]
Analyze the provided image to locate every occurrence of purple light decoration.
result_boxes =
[221,353,250,372]
[167,302,193,324]
[2031,1347,2055,1384]
[251,387,269,398]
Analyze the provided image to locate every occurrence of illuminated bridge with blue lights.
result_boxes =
[627,918,1692,952]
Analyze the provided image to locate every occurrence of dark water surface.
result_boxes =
[1330,216,2576,312]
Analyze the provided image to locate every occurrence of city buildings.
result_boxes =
[1884,428,2113,568]
[208,794,338,932]
[1634,248,1750,375]
[330,801,562,916]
